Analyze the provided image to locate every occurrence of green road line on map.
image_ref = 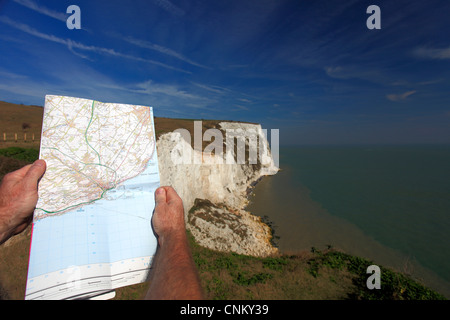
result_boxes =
[35,185,115,216]
[35,186,114,215]
[85,100,101,164]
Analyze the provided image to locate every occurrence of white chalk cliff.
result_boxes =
[156,121,279,257]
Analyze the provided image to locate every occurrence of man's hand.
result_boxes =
[151,186,186,246]
[0,159,46,244]
[146,186,204,300]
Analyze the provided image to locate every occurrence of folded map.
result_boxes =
[25,95,160,300]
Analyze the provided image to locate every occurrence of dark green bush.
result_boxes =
[0,147,39,162]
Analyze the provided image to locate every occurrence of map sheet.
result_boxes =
[25,95,160,300]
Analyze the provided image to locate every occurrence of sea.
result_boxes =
[247,145,450,298]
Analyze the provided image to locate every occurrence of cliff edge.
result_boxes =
[156,121,279,257]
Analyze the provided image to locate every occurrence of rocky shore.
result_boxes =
[156,121,279,257]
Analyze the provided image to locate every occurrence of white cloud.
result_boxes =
[325,65,381,82]
[190,82,229,94]
[233,104,249,111]
[0,15,65,43]
[0,69,28,79]
[122,36,208,69]
[386,90,416,102]
[325,66,346,78]
[97,80,217,110]
[413,47,450,60]
[13,0,67,22]
[131,80,205,100]
[0,16,190,73]
[151,0,185,16]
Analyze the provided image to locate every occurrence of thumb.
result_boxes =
[154,187,167,205]
[24,160,46,189]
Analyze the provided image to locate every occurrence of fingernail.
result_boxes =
[156,188,165,195]
[33,160,44,167]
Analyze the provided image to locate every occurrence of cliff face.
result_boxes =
[156,121,279,257]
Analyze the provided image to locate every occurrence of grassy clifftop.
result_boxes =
[190,234,445,300]
[114,230,445,300]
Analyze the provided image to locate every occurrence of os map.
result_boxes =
[25,95,160,300]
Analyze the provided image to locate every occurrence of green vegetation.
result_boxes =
[0,147,39,163]
[189,232,446,300]
[0,148,39,181]
[306,247,445,300]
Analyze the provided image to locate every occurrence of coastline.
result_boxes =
[247,146,450,298]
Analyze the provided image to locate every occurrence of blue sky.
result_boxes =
[0,0,449,145]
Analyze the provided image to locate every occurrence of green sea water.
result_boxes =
[247,145,450,297]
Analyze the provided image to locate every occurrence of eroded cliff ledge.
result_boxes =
[156,121,279,257]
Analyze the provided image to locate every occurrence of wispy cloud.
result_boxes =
[97,80,216,109]
[0,16,190,73]
[413,46,450,60]
[121,36,209,69]
[0,69,28,79]
[12,0,67,22]
[190,82,231,94]
[233,104,249,111]
[391,78,444,87]
[0,81,45,100]
[0,15,65,43]
[325,66,382,82]
[131,80,205,100]
[386,90,416,102]
[151,0,185,17]
[325,66,346,79]
[130,80,219,112]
